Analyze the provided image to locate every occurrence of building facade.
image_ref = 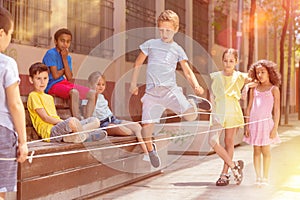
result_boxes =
[1,0,296,116]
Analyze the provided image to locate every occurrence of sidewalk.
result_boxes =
[93,114,300,200]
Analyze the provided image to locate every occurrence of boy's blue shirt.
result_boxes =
[42,48,72,93]
[139,38,188,91]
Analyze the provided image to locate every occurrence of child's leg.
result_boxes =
[68,117,83,132]
[51,117,86,143]
[69,89,81,119]
[0,193,5,200]
[142,123,155,152]
[253,146,262,180]
[80,117,100,131]
[220,128,237,175]
[209,129,236,169]
[83,89,96,118]
[261,145,271,180]
[142,123,160,167]
[209,127,244,184]
[123,121,148,154]
[106,123,133,136]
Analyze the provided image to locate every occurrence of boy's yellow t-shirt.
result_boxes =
[27,91,61,141]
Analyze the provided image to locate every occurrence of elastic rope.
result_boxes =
[0,111,271,161]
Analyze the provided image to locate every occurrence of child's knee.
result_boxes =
[142,124,154,138]
[70,89,79,97]
[183,107,197,121]
[69,117,83,132]
[90,117,100,127]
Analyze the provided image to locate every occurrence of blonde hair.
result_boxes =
[87,71,105,88]
[157,10,179,31]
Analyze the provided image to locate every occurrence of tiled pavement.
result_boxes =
[93,114,300,200]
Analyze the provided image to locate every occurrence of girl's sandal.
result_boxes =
[232,160,244,185]
[216,174,230,186]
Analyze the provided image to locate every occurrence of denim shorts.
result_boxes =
[100,116,122,128]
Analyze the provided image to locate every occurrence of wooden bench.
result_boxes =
[17,79,167,199]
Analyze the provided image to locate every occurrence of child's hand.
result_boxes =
[130,85,138,95]
[247,80,259,88]
[194,86,204,95]
[60,48,69,59]
[269,128,277,139]
[244,126,250,138]
[17,143,28,163]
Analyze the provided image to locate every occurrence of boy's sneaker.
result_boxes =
[63,133,87,143]
[231,160,244,185]
[85,130,107,142]
[143,154,150,162]
[148,143,161,168]
[187,94,212,111]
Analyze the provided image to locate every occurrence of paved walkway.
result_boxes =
[93,114,300,200]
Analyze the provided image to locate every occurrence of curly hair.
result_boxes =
[248,60,281,86]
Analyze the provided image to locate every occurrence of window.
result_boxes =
[165,0,186,34]
[68,0,114,57]
[193,0,209,74]
[125,0,156,62]
[214,8,227,47]
[193,0,208,51]
[2,0,51,47]
[214,8,238,48]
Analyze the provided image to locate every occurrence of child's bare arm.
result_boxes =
[244,88,254,137]
[130,52,147,95]
[179,60,204,95]
[60,48,73,81]
[270,86,280,138]
[35,108,63,125]
[48,48,72,81]
[6,82,28,163]
[49,65,66,80]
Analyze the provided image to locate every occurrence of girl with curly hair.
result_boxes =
[243,59,281,187]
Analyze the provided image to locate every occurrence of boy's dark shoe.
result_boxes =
[149,143,161,168]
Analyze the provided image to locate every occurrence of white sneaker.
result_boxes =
[143,154,150,162]
[63,133,87,143]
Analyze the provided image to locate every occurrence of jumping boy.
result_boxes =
[42,28,95,119]
[130,10,205,168]
[27,62,106,143]
[0,7,28,200]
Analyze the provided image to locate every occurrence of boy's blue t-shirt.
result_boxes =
[139,39,188,91]
[42,48,72,93]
